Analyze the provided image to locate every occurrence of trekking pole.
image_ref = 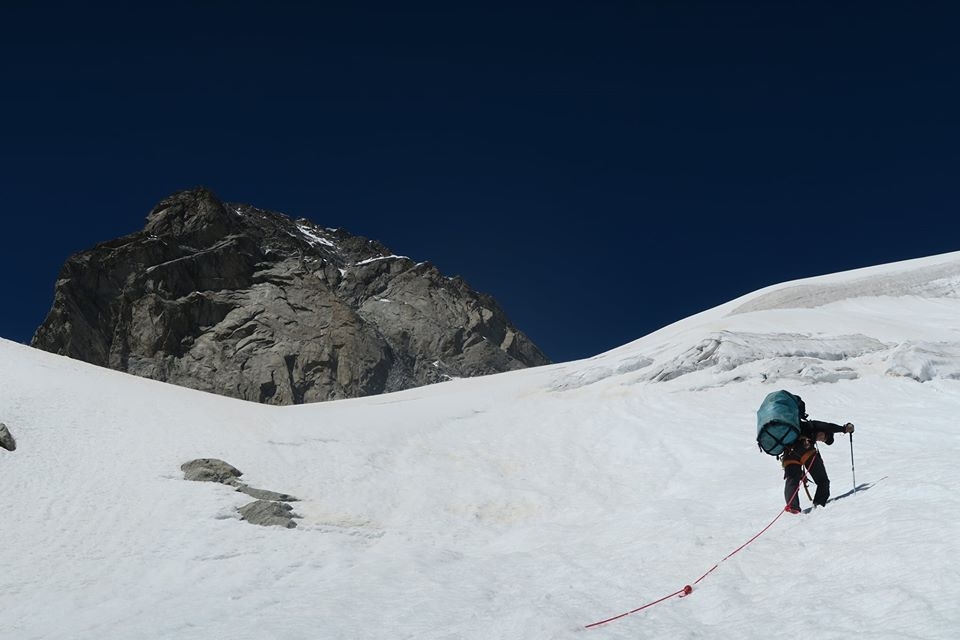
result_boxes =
[802,450,815,502]
[849,433,857,494]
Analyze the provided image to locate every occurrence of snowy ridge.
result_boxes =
[730,254,960,314]
[2,251,959,639]
[548,251,960,393]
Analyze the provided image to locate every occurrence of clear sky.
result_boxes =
[2,2,958,363]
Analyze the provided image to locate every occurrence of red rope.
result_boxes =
[584,451,817,630]
[584,587,690,629]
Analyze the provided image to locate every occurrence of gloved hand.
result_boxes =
[844,422,855,433]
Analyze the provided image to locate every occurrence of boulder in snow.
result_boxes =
[0,423,15,452]
[238,500,299,528]
[181,458,243,483]
[182,457,300,529]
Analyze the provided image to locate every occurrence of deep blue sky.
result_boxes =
[2,2,958,363]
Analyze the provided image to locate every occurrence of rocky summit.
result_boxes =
[32,188,550,404]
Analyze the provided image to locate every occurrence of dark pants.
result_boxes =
[784,453,830,511]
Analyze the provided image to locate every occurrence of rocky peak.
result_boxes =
[144,188,241,247]
[32,188,550,404]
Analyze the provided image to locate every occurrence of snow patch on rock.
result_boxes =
[295,222,337,248]
[355,255,409,266]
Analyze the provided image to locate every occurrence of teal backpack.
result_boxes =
[756,390,806,456]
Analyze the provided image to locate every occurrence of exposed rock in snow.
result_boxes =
[181,458,299,523]
[181,458,242,483]
[238,500,299,529]
[0,422,15,452]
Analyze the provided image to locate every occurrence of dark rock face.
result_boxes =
[32,188,550,404]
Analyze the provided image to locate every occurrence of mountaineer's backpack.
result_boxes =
[756,390,807,456]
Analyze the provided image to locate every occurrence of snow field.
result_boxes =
[2,250,960,639]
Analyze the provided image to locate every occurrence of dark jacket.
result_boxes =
[800,419,847,446]
[781,419,846,463]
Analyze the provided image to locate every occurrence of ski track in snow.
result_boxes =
[2,251,960,639]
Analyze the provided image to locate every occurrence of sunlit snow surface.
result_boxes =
[2,252,959,639]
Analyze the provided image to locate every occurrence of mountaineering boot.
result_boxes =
[784,505,801,514]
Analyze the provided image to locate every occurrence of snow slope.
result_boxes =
[2,251,959,639]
